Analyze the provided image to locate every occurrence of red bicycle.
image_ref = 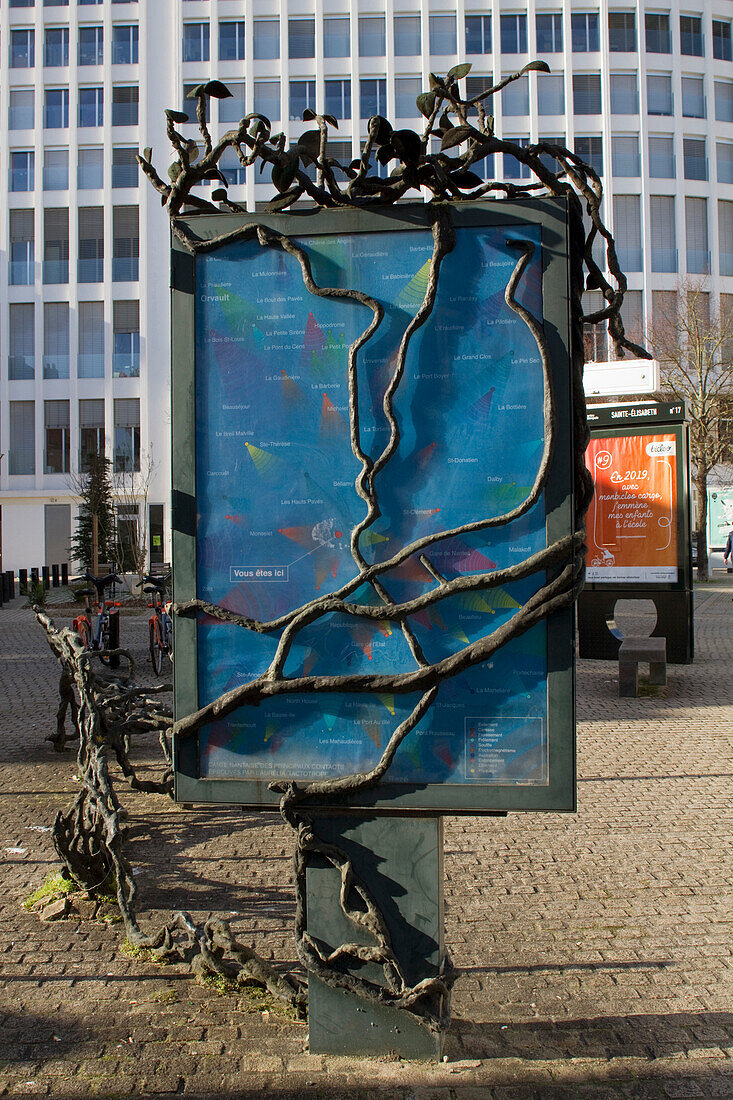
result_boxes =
[73,572,122,667]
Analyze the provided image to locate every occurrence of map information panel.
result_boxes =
[586,433,678,584]
[187,212,570,802]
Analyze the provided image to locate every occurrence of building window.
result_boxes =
[575,136,603,175]
[717,142,733,185]
[716,81,733,123]
[502,73,529,115]
[504,137,530,180]
[573,73,601,114]
[44,27,69,67]
[78,146,103,188]
[113,300,140,378]
[10,29,35,67]
[289,80,315,121]
[571,13,599,52]
[44,147,68,190]
[610,73,638,114]
[395,76,421,118]
[609,12,636,52]
[253,20,279,60]
[324,17,349,57]
[647,74,673,116]
[43,207,69,283]
[681,77,705,118]
[359,16,385,56]
[9,89,35,129]
[648,135,675,178]
[429,14,456,54]
[112,147,138,188]
[112,24,138,64]
[9,210,34,286]
[683,137,708,181]
[611,135,640,177]
[392,15,419,56]
[500,14,527,53]
[113,205,139,282]
[466,75,492,116]
[44,401,70,473]
[79,400,105,470]
[79,86,103,127]
[536,13,562,53]
[114,399,140,472]
[9,150,34,191]
[537,74,564,115]
[288,18,315,59]
[79,25,103,65]
[43,302,69,379]
[680,15,703,57]
[78,301,105,378]
[44,88,69,128]
[325,79,351,120]
[219,21,244,61]
[713,20,732,62]
[220,147,246,185]
[686,197,709,275]
[645,13,671,54]
[719,200,733,276]
[183,23,209,63]
[650,195,677,272]
[465,14,490,54]
[219,83,245,123]
[10,0,36,6]
[9,402,35,477]
[78,206,104,283]
[613,195,642,271]
[253,81,280,123]
[9,303,35,380]
[583,292,607,362]
[360,78,387,119]
[112,85,138,125]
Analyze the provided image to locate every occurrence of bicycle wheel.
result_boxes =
[150,619,164,676]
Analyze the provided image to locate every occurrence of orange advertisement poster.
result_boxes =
[586,433,678,583]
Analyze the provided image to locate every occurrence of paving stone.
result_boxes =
[0,590,732,1096]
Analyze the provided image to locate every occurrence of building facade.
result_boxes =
[1,0,732,574]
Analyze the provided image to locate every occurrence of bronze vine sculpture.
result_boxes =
[35,64,649,1035]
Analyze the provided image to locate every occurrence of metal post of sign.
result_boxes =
[306,815,445,1059]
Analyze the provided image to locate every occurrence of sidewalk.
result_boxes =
[0,587,732,1099]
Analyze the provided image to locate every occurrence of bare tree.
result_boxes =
[650,282,733,579]
[113,449,157,587]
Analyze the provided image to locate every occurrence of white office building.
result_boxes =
[1,0,732,575]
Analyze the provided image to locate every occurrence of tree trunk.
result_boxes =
[694,470,709,581]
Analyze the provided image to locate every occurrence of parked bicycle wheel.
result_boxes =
[149,618,165,676]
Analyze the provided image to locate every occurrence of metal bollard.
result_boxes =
[19,569,28,594]
[42,566,50,590]
[30,568,39,589]
[52,564,60,588]
[61,563,69,586]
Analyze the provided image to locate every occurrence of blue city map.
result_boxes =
[194,219,549,787]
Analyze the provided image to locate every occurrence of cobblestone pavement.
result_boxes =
[1,588,732,1099]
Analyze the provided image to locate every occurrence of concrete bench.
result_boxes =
[618,636,667,698]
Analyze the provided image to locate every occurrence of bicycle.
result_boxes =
[73,571,123,668]
[141,570,172,676]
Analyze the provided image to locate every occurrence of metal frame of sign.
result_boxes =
[583,402,692,594]
[171,198,578,814]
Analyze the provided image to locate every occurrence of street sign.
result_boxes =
[171,199,579,813]
[583,358,660,397]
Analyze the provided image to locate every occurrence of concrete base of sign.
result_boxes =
[578,588,693,664]
[305,815,446,1060]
